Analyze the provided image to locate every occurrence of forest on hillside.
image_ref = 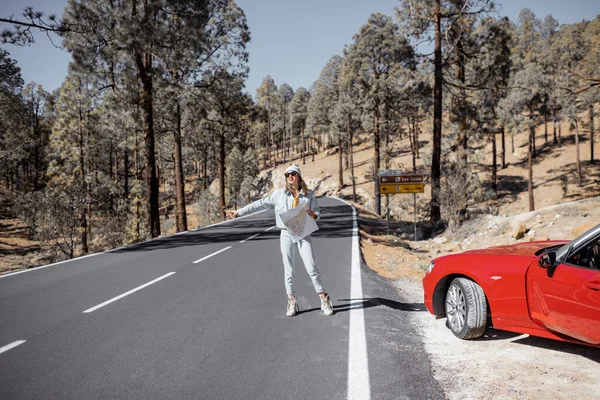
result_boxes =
[0,0,599,262]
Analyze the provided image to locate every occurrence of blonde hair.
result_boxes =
[286,176,309,194]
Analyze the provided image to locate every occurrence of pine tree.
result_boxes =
[290,88,311,166]
[344,13,415,215]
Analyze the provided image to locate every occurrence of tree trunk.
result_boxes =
[135,50,160,238]
[414,118,420,158]
[78,108,88,254]
[575,120,582,186]
[348,114,356,202]
[301,123,305,165]
[32,104,40,192]
[268,112,274,167]
[202,147,208,190]
[531,120,536,158]
[134,122,141,241]
[263,139,268,170]
[338,136,344,189]
[374,105,381,216]
[455,37,468,167]
[219,125,226,219]
[544,112,548,143]
[553,112,557,144]
[409,117,416,171]
[124,138,129,199]
[528,119,535,212]
[558,117,562,146]
[492,128,497,195]
[173,102,187,232]
[590,104,595,164]
[431,0,442,222]
[501,124,506,169]
[282,107,287,164]
[511,129,515,154]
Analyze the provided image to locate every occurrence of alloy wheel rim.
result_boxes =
[446,284,466,332]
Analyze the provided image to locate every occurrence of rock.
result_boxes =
[366,238,373,244]
[400,232,410,240]
[512,223,529,240]
[433,237,448,245]
[548,221,554,226]
[527,230,536,237]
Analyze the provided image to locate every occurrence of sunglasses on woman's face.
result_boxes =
[285,171,298,178]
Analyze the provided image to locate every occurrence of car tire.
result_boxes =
[445,277,487,339]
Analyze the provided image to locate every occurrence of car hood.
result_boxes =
[461,240,569,257]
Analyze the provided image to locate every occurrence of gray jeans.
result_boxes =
[280,230,324,295]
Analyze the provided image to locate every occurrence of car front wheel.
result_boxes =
[445,277,488,339]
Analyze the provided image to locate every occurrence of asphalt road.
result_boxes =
[0,197,443,400]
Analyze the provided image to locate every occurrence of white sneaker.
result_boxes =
[286,296,298,317]
[320,294,334,316]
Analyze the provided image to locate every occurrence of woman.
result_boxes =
[229,164,334,317]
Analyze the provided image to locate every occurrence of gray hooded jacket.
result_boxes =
[237,188,321,229]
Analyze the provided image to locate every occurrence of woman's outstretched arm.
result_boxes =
[230,190,280,218]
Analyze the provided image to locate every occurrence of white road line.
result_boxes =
[264,226,277,231]
[240,234,260,244]
[0,209,271,279]
[192,246,232,264]
[337,198,371,400]
[0,253,102,279]
[0,340,26,355]
[82,272,176,313]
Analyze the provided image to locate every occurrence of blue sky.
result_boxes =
[1,0,599,99]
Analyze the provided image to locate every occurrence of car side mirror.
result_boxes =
[539,251,556,269]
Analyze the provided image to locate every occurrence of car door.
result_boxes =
[526,256,600,345]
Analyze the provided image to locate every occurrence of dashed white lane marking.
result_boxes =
[264,226,277,231]
[337,198,371,400]
[192,246,232,264]
[0,340,26,355]
[82,272,176,313]
[240,234,260,244]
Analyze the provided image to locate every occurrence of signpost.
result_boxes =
[378,170,426,240]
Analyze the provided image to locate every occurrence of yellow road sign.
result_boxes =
[379,183,424,194]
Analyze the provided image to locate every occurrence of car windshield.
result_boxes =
[555,223,600,262]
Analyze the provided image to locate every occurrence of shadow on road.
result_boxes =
[472,328,600,363]
[296,297,427,315]
[512,334,600,363]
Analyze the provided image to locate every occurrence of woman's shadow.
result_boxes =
[297,297,426,315]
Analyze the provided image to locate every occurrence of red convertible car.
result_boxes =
[423,223,600,347]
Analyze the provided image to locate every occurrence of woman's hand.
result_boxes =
[307,210,316,218]
[229,210,239,219]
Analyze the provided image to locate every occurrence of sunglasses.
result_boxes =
[285,171,298,178]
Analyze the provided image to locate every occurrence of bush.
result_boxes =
[438,161,488,232]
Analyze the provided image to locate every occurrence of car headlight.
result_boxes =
[426,261,435,274]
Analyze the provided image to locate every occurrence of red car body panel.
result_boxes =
[526,259,600,344]
[422,239,600,347]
